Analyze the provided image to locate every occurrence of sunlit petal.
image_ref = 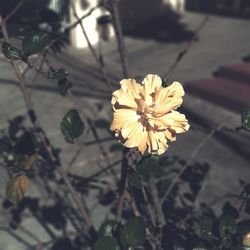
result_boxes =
[110,74,189,155]
[110,109,140,131]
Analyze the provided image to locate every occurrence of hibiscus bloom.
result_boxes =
[110,74,190,155]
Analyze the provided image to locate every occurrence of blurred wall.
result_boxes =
[70,0,114,48]
[119,0,164,31]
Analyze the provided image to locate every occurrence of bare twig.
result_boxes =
[161,119,231,204]
[110,0,129,78]
[148,177,166,249]
[108,0,132,224]
[163,16,209,82]
[0,16,94,232]
[65,3,102,32]
[2,0,25,23]
[71,3,114,90]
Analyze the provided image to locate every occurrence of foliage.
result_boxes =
[0,1,249,250]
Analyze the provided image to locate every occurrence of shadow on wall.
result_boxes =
[121,4,194,43]
[185,0,250,19]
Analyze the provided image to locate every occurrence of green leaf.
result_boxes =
[93,236,120,250]
[58,79,72,96]
[137,155,160,180]
[22,31,49,56]
[94,119,110,130]
[6,175,29,204]
[8,116,24,139]
[2,42,23,60]
[199,216,214,241]
[121,217,146,247]
[219,215,237,238]
[99,220,117,237]
[128,172,142,189]
[60,109,84,143]
[97,15,112,25]
[6,23,32,37]
[109,143,123,152]
[48,68,68,80]
[242,107,250,131]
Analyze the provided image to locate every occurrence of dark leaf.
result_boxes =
[14,131,36,155]
[58,78,72,96]
[199,216,214,241]
[242,107,250,131]
[128,172,142,189]
[94,119,110,130]
[137,155,160,179]
[223,202,239,219]
[22,31,50,56]
[219,215,237,238]
[2,42,23,60]
[99,220,117,237]
[93,236,120,250]
[48,68,68,80]
[6,23,32,37]
[39,8,60,25]
[121,217,146,247]
[109,143,123,152]
[8,116,24,139]
[158,155,177,167]
[60,109,84,143]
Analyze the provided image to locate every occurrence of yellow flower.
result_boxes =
[110,74,190,155]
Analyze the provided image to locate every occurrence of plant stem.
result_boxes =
[0,15,94,233]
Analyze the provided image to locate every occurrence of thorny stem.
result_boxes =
[0,15,94,233]
[163,16,209,82]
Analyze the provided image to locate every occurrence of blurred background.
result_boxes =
[0,0,250,249]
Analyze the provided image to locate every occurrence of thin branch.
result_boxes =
[163,16,209,82]
[148,177,165,249]
[65,3,102,32]
[110,0,129,78]
[2,0,25,23]
[0,16,94,232]
[71,3,114,90]
[161,118,231,204]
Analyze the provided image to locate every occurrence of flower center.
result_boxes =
[136,98,156,121]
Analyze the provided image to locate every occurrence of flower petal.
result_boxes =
[110,109,140,131]
[120,79,142,98]
[123,122,146,149]
[155,81,185,114]
[151,114,175,130]
[137,128,148,154]
[142,74,162,106]
[165,129,176,142]
[166,111,190,134]
[147,130,168,155]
